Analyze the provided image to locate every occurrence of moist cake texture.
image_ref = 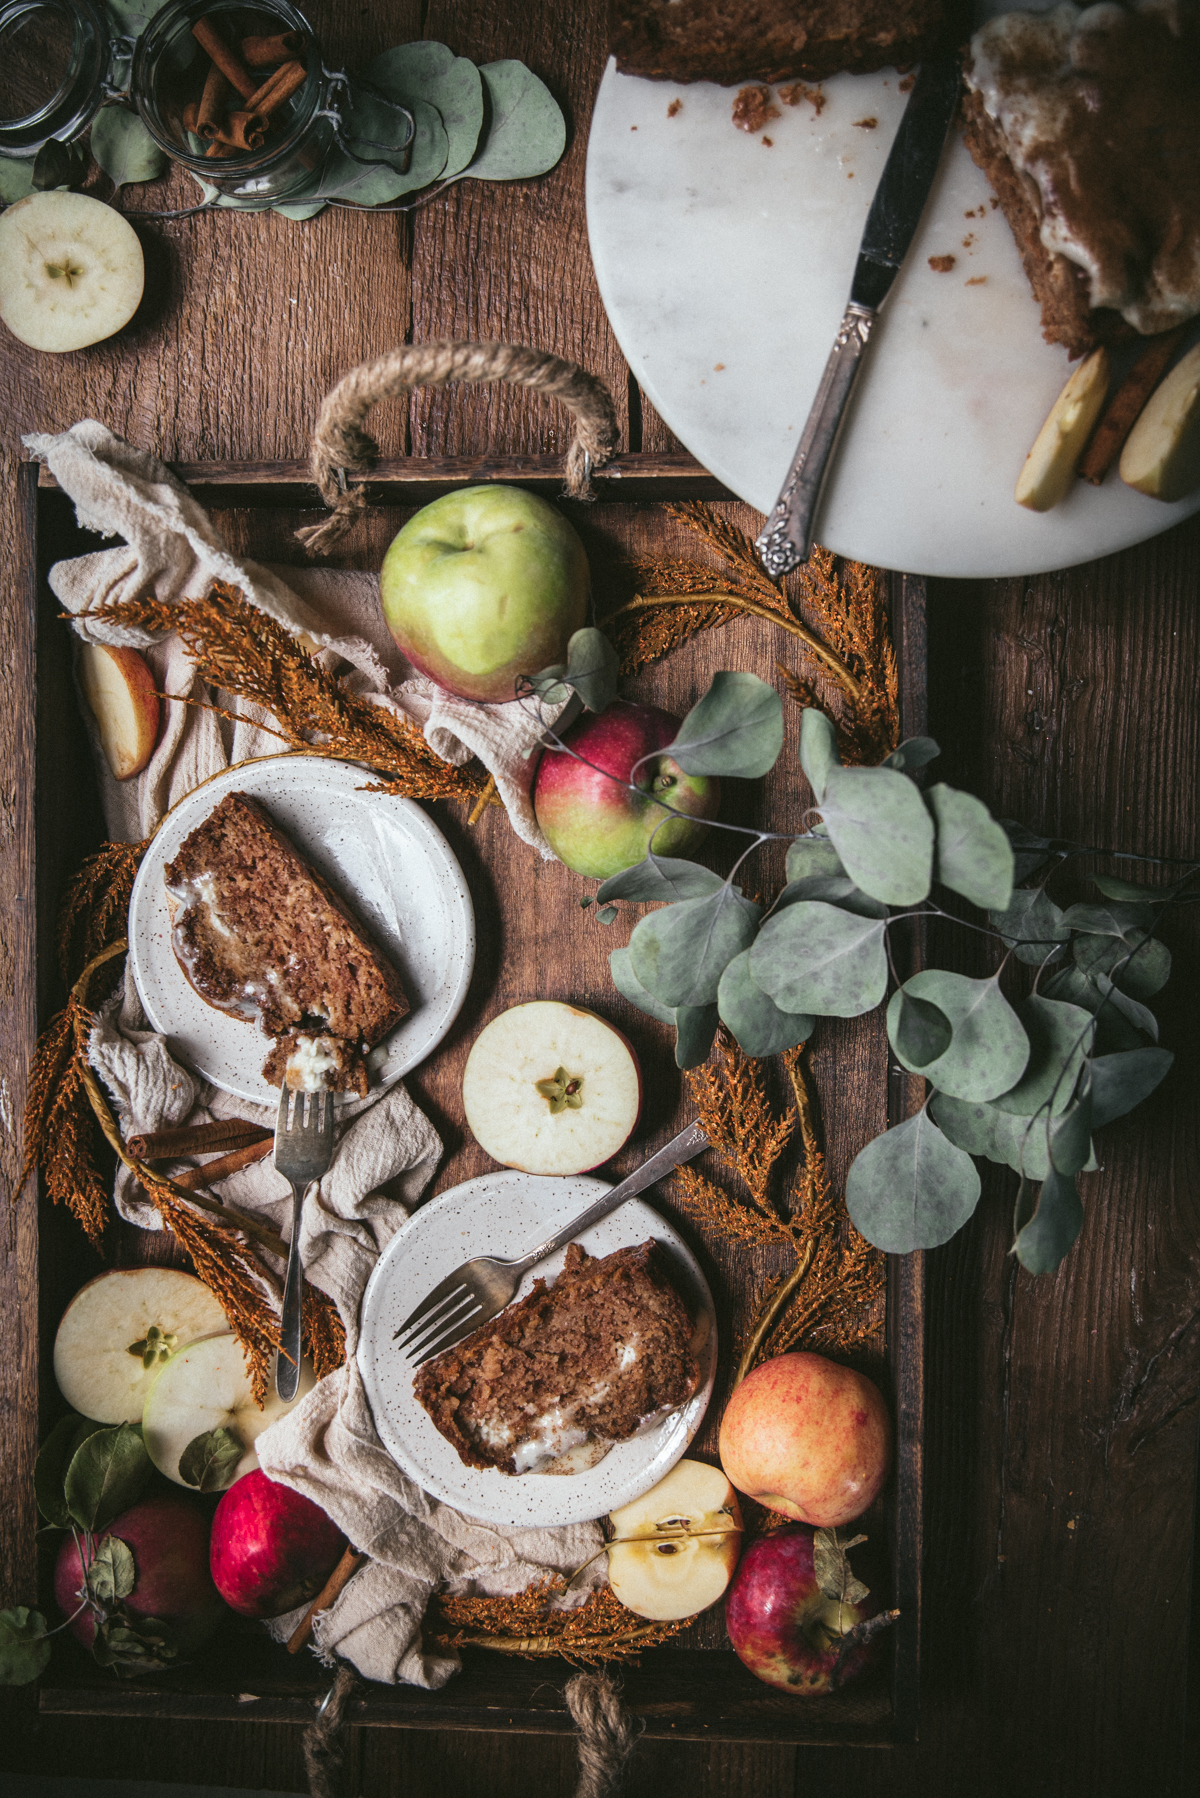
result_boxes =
[609,1,951,84]
[164,791,408,1095]
[963,1,1200,355]
[414,1241,700,1476]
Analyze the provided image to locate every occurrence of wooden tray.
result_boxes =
[11,456,926,1746]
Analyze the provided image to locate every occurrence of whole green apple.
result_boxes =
[379,486,590,702]
[533,700,720,880]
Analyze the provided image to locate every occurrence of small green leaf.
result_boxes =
[597,855,724,905]
[629,887,761,1008]
[1042,964,1146,1053]
[999,820,1063,882]
[1073,929,1171,999]
[178,1425,244,1494]
[991,996,1093,1119]
[365,41,484,180]
[813,1528,870,1608]
[0,1610,51,1686]
[579,896,593,910]
[717,950,814,1057]
[1092,871,1193,903]
[784,834,844,883]
[454,59,566,182]
[1048,1076,1093,1177]
[888,971,1029,1102]
[990,886,1069,966]
[595,904,619,925]
[674,1004,720,1069]
[927,783,1014,910]
[775,874,888,919]
[930,1094,1096,1182]
[1062,900,1155,937]
[0,154,36,203]
[65,1423,153,1533]
[881,736,940,774]
[609,946,674,1025]
[35,1415,105,1528]
[845,1109,981,1253]
[889,990,952,1068]
[1094,973,1159,1042]
[819,765,934,905]
[528,627,619,712]
[665,672,783,779]
[750,902,887,1017]
[272,200,327,220]
[90,108,167,190]
[33,137,87,191]
[799,710,841,800]
[86,1535,136,1605]
[1088,1047,1173,1129]
[1013,1167,1083,1275]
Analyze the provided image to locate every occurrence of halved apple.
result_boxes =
[1015,347,1110,511]
[78,640,161,781]
[606,1458,743,1620]
[1119,341,1200,502]
[462,1000,642,1175]
[53,1267,230,1424]
[142,1334,316,1489]
[0,190,144,352]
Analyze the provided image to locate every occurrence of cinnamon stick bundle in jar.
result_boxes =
[184,17,308,159]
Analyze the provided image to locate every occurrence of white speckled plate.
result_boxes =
[127,755,475,1113]
[357,1170,717,1528]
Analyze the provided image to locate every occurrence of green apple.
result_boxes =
[379,485,590,702]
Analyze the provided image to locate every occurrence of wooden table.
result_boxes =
[1,4,1197,1793]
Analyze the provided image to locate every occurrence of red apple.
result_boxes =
[725,1524,884,1694]
[77,641,161,781]
[533,700,720,880]
[209,1469,346,1618]
[718,1352,891,1527]
[54,1492,225,1656]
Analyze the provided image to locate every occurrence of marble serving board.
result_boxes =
[585,45,1200,579]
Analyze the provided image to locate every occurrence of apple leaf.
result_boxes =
[0,155,35,204]
[749,902,887,1018]
[178,1426,243,1494]
[609,946,675,1025]
[881,736,940,773]
[887,972,1029,1102]
[86,1535,136,1607]
[597,855,725,905]
[666,672,783,779]
[0,1609,51,1686]
[674,1003,720,1069]
[89,108,168,191]
[92,1614,179,1674]
[813,1528,870,1612]
[528,627,619,713]
[846,1108,982,1253]
[798,709,840,801]
[629,887,761,1008]
[927,783,1014,911]
[717,950,814,1057]
[1012,1167,1083,1275]
[1088,1046,1173,1129]
[990,885,1069,967]
[35,1414,105,1528]
[65,1422,153,1533]
[784,834,844,883]
[818,765,934,905]
[451,60,566,183]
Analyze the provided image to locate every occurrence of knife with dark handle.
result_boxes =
[755,48,964,578]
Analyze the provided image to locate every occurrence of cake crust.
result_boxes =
[609,0,951,85]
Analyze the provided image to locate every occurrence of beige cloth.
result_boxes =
[25,420,602,1688]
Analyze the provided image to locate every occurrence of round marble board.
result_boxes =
[585,52,1200,579]
[127,755,475,1114]
[358,1170,717,1528]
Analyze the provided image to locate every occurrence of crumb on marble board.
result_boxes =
[929,254,956,272]
[667,98,681,117]
[852,117,878,128]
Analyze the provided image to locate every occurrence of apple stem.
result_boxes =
[605,593,864,704]
[830,1607,901,1689]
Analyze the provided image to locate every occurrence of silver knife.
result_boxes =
[755,48,963,577]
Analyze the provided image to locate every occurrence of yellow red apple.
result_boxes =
[78,640,161,781]
[724,1523,885,1694]
[606,1458,742,1620]
[718,1352,891,1527]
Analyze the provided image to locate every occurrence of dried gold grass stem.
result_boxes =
[606,591,862,701]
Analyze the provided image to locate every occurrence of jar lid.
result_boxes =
[0,0,119,157]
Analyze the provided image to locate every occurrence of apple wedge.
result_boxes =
[462,1000,642,1175]
[0,191,144,352]
[606,1458,743,1620]
[54,1267,230,1424]
[78,640,161,781]
[1119,341,1200,503]
[1015,346,1110,511]
[142,1334,316,1490]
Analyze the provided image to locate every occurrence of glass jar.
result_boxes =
[0,0,125,158]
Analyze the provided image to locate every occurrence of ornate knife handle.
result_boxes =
[755,301,877,577]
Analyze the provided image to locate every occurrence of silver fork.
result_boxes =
[394,1120,710,1367]
[275,1086,336,1401]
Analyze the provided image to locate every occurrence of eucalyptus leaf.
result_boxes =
[1088,1047,1173,1130]
[888,990,952,1068]
[999,819,1062,882]
[272,201,326,220]
[990,885,1069,966]
[89,108,167,190]
[629,887,761,1008]
[775,874,888,919]
[784,834,844,883]
[86,1535,136,1606]
[927,783,1014,910]
[596,904,619,924]
[930,1094,1094,1182]
[64,1422,153,1533]
[881,736,940,774]
[33,137,87,191]
[528,627,618,711]
[454,59,566,183]
[1073,928,1171,999]
[597,855,724,906]
[366,41,484,180]
[0,155,35,203]
[35,1415,104,1528]
[1048,1075,1093,1176]
[889,971,1029,1102]
[1092,871,1192,903]
[750,902,887,1017]
[717,950,814,1057]
[819,765,934,905]
[106,0,162,32]
[674,1003,720,1070]
[178,1425,243,1494]
[991,995,1093,1118]
[1061,901,1155,937]
[0,1609,51,1686]
[1094,973,1159,1042]
[609,946,674,1025]
[1042,964,1147,1053]
[799,709,840,800]
[666,672,783,779]
[845,1109,981,1253]
[1013,1167,1083,1275]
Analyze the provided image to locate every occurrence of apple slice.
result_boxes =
[78,641,161,781]
[0,191,144,352]
[462,1000,642,1175]
[142,1334,316,1490]
[606,1459,743,1620]
[53,1267,230,1424]
[1119,341,1200,502]
[1015,347,1110,511]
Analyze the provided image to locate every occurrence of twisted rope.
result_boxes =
[303,1665,359,1798]
[296,340,621,555]
[565,1671,640,1798]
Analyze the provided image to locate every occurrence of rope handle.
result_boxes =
[296,340,622,556]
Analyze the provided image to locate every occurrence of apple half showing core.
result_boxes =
[606,1458,743,1620]
[462,1000,642,1175]
[533,701,720,881]
[725,1525,882,1695]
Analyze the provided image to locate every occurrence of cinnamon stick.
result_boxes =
[191,16,257,102]
[1079,326,1188,484]
[174,1138,274,1188]
[246,58,306,119]
[196,60,231,138]
[128,1119,271,1162]
[217,109,268,151]
[287,1546,365,1654]
[180,100,201,137]
[242,30,303,66]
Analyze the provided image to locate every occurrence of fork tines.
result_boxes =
[393,1283,483,1364]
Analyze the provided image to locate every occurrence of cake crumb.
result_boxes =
[714,362,725,370]
[779,81,827,115]
[732,85,778,132]
[852,116,878,129]
[928,254,956,272]
[962,234,977,248]
[899,73,916,92]
[966,275,988,285]
[667,98,681,117]
[762,135,773,145]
